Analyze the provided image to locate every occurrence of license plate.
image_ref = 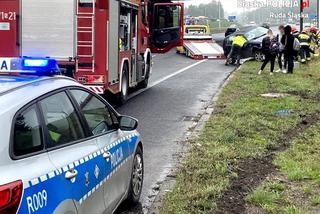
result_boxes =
[0,58,11,72]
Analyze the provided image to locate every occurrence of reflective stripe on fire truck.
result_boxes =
[86,85,105,94]
[17,134,138,214]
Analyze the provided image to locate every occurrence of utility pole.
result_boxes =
[218,0,221,29]
[317,0,320,28]
[300,0,303,32]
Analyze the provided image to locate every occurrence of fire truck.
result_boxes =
[0,0,184,103]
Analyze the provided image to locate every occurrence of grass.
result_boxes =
[246,181,286,213]
[245,123,320,213]
[311,195,320,206]
[275,124,320,183]
[160,59,320,214]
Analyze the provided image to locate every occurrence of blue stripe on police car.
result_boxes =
[17,134,138,214]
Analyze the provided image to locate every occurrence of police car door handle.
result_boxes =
[103,151,111,160]
[65,169,78,180]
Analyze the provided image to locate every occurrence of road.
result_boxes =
[115,51,234,213]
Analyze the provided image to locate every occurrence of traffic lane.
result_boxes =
[116,59,233,213]
[150,50,197,82]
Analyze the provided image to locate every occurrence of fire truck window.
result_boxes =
[141,0,148,25]
[172,6,181,27]
[132,10,138,50]
[120,7,131,51]
[156,6,181,29]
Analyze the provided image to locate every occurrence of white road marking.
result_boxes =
[129,59,207,99]
[149,59,207,88]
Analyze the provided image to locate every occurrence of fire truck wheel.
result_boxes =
[140,63,150,89]
[118,66,129,105]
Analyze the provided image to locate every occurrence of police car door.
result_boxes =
[69,89,131,212]
[10,104,77,214]
[39,91,106,214]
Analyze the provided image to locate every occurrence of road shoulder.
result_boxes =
[157,59,320,214]
[147,64,238,214]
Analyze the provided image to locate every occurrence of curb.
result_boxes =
[147,65,240,214]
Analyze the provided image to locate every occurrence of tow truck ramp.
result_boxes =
[184,40,225,60]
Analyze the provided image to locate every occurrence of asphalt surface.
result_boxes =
[115,51,234,213]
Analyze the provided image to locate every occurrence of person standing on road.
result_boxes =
[276,25,286,73]
[281,25,295,74]
[225,33,247,66]
[258,29,279,75]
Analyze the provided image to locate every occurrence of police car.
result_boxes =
[0,58,144,214]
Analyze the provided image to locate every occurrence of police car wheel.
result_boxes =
[127,146,144,204]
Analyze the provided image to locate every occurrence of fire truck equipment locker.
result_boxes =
[0,0,20,57]
[21,0,76,60]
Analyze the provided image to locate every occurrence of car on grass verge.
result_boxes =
[225,25,240,37]
[223,26,268,62]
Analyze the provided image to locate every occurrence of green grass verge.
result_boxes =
[161,60,320,214]
[246,181,286,213]
[246,123,320,213]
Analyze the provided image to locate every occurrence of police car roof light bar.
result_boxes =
[20,58,60,76]
[23,59,49,67]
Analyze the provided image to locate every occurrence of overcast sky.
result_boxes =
[180,0,239,14]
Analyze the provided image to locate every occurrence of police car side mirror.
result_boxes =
[119,116,138,131]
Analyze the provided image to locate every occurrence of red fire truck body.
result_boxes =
[0,0,183,103]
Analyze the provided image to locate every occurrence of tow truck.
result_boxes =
[176,16,224,60]
[0,0,184,103]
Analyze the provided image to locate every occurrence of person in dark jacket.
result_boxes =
[281,25,295,74]
[258,29,279,75]
[276,25,285,73]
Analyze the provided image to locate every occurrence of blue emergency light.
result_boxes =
[20,58,60,76]
[23,59,49,67]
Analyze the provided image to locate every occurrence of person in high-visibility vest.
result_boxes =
[119,38,123,51]
[298,29,312,62]
[225,34,247,66]
[310,27,319,57]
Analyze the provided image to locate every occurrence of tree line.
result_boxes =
[185,0,225,20]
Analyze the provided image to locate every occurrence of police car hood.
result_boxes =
[0,76,50,95]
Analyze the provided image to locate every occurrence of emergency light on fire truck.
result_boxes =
[0,0,185,104]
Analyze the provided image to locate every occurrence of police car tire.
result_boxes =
[126,146,144,205]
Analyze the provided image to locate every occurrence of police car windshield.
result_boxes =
[244,27,268,40]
